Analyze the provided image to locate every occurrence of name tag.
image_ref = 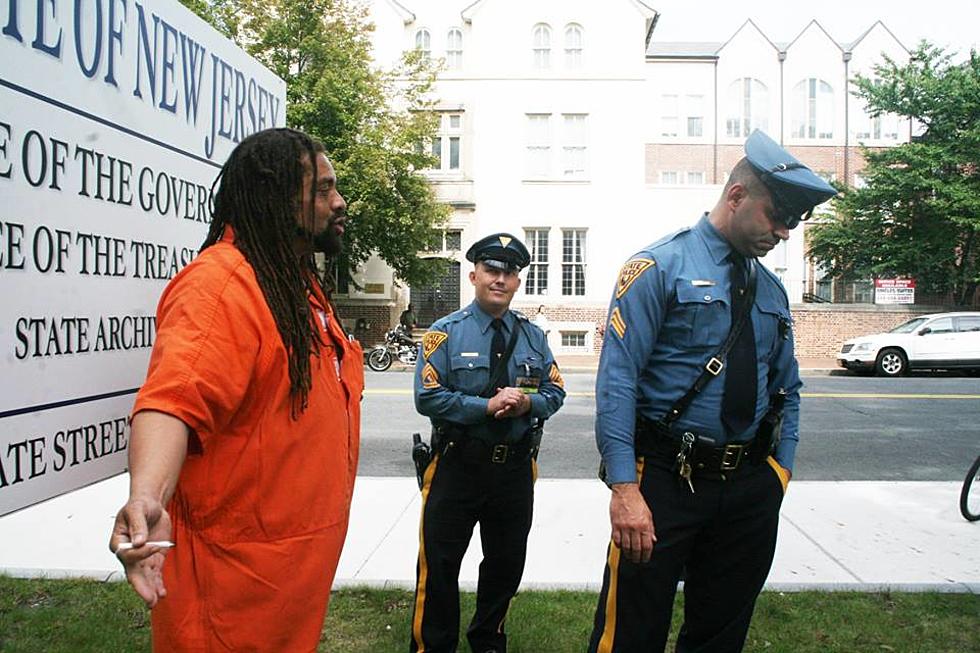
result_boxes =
[691,279,715,287]
[516,375,540,394]
[460,352,479,357]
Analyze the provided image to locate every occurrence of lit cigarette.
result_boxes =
[116,541,175,551]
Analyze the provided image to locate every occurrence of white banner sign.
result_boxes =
[874,278,916,305]
[0,0,285,515]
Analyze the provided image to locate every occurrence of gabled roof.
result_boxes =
[716,19,781,55]
[460,0,487,24]
[845,20,910,54]
[786,19,844,53]
[382,0,415,24]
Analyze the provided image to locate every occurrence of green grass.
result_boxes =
[1,576,978,652]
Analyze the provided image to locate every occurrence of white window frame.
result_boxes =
[564,23,583,69]
[687,171,705,185]
[532,23,552,70]
[523,228,550,296]
[660,171,679,185]
[561,113,589,179]
[525,113,552,178]
[685,94,704,138]
[415,28,431,60]
[446,28,463,70]
[561,229,587,296]
[792,78,834,139]
[422,112,464,174]
[726,78,769,138]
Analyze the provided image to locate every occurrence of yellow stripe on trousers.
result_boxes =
[411,454,441,652]
[597,456,646,653]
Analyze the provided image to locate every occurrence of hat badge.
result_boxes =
[498,236,512,247]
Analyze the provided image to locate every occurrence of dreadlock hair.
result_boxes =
[203,127,331,418]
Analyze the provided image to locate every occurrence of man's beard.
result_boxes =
[313,223,343,256]
[297,220,343,256]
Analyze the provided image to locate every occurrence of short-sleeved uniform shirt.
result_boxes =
[133,228,363,652]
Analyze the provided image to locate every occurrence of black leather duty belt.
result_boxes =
[634,419,761,479]
[442,436,537,466]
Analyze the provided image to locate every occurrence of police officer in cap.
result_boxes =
[588,130,836,652]
[410,233,566,653]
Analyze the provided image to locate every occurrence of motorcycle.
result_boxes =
[366,325,419,371]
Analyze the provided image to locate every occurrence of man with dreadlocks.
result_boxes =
[109,127,363,652]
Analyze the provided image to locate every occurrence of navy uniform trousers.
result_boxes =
[410,443,536,653]
[589,455,785,653]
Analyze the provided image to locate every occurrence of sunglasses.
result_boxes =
[759,163,813,230]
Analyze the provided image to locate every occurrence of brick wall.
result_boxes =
[334,302,394,347]
[790,304,939,358]
[645,143,881,185]
[515,302,943,359]
[514,303,608,352]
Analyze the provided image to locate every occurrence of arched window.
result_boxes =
[532,23,551,69]
[564,23,583,69]
[725,78,768,138]
[791,78,834,139]
[446,28,463,69]
[415,28,431,60]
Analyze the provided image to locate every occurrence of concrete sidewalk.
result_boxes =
[1,475,976,593]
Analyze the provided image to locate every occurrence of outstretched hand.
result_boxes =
[109,497,173,608]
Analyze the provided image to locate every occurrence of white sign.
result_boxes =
[0,0,285,515]
[874,278,916,305]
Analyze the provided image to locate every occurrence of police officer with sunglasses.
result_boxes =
[589,130,837,653]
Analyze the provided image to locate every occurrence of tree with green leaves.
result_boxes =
[808,43,980,305]
[183,0,450,287]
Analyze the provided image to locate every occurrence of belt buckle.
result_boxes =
[491,444,508,464]
[705,357,724,376]
[720,443,743,470]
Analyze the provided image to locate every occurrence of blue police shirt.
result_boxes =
[415,301,566,443]
[596,214,803,485]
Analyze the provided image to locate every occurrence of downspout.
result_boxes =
[778,51,786,144]
[713,57,718,183]
[843,51,852,186]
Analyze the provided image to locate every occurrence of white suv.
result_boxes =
[837,312,980,377]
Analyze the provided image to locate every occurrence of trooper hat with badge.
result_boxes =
[744,129,837,229]
[465,232,531,273]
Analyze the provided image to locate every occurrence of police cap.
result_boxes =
[465,233,530,273]
[744,129,838,229]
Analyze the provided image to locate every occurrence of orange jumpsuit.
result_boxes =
[132,229,363,652]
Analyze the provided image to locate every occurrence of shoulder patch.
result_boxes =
[548,363,564,389]
[616,258,655,299]
[422,331,448,359]
[609,306,627,339]
[421,362,440,389]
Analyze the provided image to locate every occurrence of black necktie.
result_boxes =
[490,318,506,381]
[722,253,757,435]
[489,319,509,434]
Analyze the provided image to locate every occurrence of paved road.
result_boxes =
[359,370,980,481]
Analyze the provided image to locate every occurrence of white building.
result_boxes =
[340,1,909,352]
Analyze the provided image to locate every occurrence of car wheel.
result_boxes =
[875,348,907,377]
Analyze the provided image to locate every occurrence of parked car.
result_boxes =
[837,312,980,377]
